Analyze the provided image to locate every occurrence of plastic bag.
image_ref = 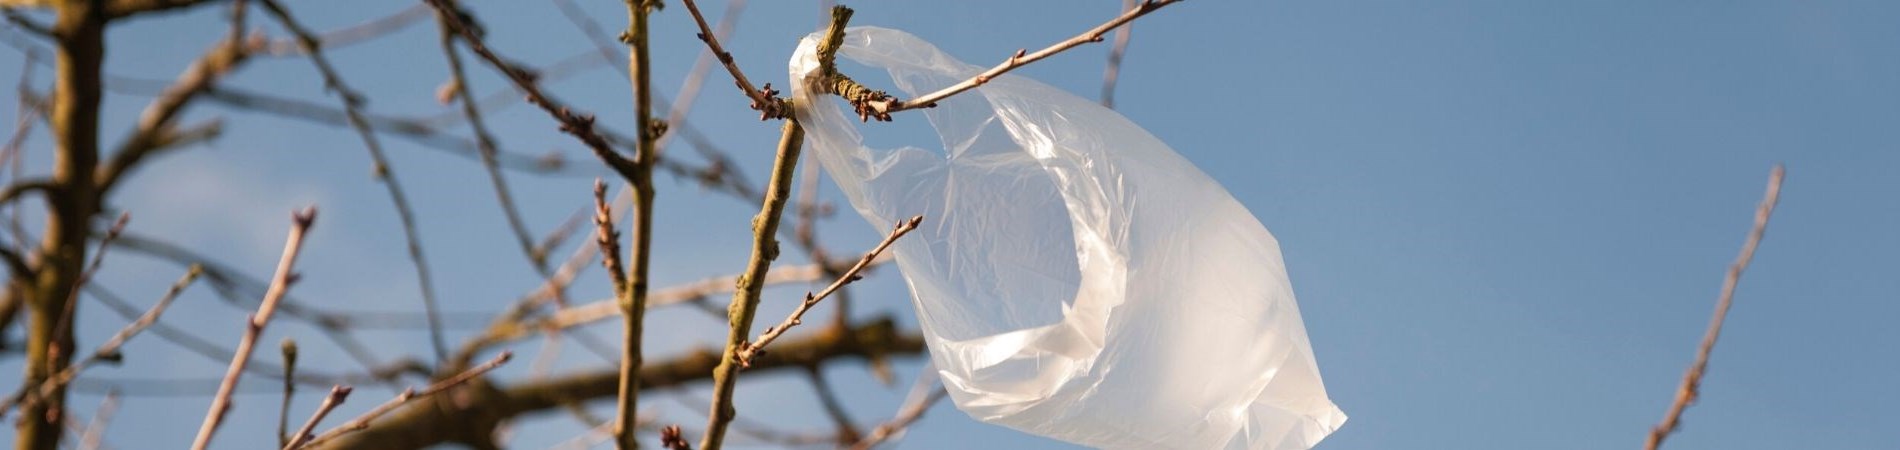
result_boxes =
[790,27,1345,450]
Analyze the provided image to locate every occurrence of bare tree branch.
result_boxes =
[310,318,923,450]
[257,0,449,362]
[432,6,541,271]
[1100,0,1136,108]
[677,0,788,119]
[281,385,350,450]
[75,389,119,450]
[95,24,250,195]
[849,387,947,450]
[277,338,298,448]
[843,0,1183,117]
[299,351,514,449]
[256,5,431,57]
[1645,165,1786,450]
[611,2,661,447]
[190,207,317,450]
[425,0,643,187]
[698,118,806,450]
[738,215,920,367]
[0,265,199,418]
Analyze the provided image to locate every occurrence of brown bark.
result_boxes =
[309,318,923,450]
[17,1,106,449]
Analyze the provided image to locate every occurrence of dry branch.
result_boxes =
[737,215,921,367]
[0,265,200,417]
[307,319,921,450]
[258,0,448,361]
[1100,0,1137,108]
[495,254,891,347]
[95,24,251,195]
[75,390,118,450]
[433,8,541,272]
[1644,165,1786,450]
[677,0,789,119]
[299,351,514,449]
[257,5,432,57]
[425,0,644,186]
[190,207,317,450]
[848,0,1182,117]
[697,119,805,450]
[613,2,661,447]
[278,338,299,447]
[281,385,351,450]
[849,388,947,450]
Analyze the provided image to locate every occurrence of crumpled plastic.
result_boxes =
[790,26,1345,450]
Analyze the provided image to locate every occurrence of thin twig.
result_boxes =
[451,189,637,367]
[80,283,421,389]
[1644,165,1785,450]
[857,0,1183,116]
[108,231,471,381]
[257,0,449,362]
[533,206,591,271]
[849,387,948,450]
[677,0,789,119]
[257,4,432,57]
[277,319,922,449]
[789,150,847,330]
[76,389,119,450]
[805,367,860,444]
[425,0,643,185]
[433,9,540,273]
[593,180,630,314]
[422,16,586,399]
[653,0,747,155]
[738,216,921,367]
[0,50,40,179]
[298,350,513,448]
[281,385,351,450]
[94,18,250,195]
[278,338,298,448]
[0,265,200,417]
[558,0,757,198]
[48,213,130,380]
[190,207,318,450]
[1,7,53,38]
[562,254,886,324]
[665,393,834,447]
[416,49,605,127]
[545,0,631,83]
[1100,0,1136,108]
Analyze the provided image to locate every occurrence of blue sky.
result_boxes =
[3,1,1897,449]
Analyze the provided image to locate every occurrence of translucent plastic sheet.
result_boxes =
[790,27,1345,450]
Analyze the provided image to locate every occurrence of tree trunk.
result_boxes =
[17,1,106,449]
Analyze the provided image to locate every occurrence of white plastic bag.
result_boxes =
[790,27,1345,450]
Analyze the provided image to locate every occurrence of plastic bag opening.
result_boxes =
[790,26,1345,450]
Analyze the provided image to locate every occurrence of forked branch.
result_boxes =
[847,0,1183,118]
[189,207,317,450]
[423,0,643,185]
[281,385,351,450]
[677,0,789,119]
[737,215,921,367]
[296,351,514,449]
